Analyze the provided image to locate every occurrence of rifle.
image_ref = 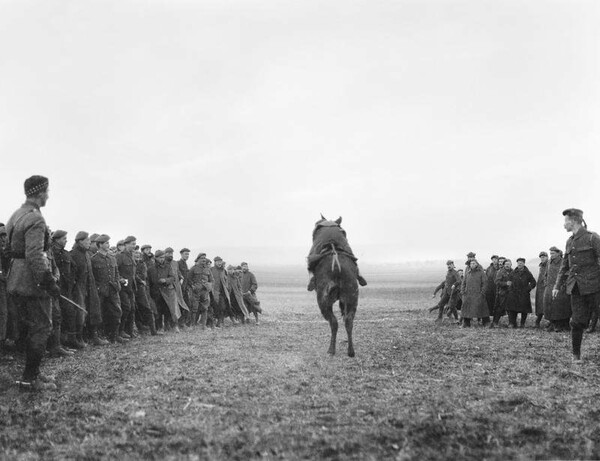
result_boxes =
[59,295,88,316]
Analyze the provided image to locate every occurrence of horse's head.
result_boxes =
[312,215,345,241]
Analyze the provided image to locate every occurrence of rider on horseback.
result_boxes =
[306,216,367,291]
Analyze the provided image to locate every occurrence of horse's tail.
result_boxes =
[330,244,341,273]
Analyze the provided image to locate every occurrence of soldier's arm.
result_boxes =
[433,281,444,295]
[24,219,53,285]
[554,252,570,290]
[250,273,258,292]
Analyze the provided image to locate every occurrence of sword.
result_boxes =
[59,295,88,316]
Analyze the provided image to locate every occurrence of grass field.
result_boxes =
[2,268,600,460]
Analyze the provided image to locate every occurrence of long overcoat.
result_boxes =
[543,255,571,321]
[535,261,548,315]
[510,266,536,313]
[485,263,500,314]
[70,242,102,326]
[460,265,489,319]
[147,261,181,321]
[495,267,516,315]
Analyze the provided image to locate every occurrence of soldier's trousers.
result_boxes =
[47,297,62,350]
[11,294,52,381]
[212,295,229,325]
[99,291,122,339]
[435,293,450,319]
[190,290,210,324]
[119,288,135,334]
[0,282,7,341]
[570,287,600,356]
[135,287,155,329]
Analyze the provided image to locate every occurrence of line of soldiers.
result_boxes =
[0,175,262,391]
[430,208,600,364]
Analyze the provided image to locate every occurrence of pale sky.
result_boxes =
[1,0,599,265]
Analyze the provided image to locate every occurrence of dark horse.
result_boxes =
[308,216,359,357]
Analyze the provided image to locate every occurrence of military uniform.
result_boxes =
[133,258,156,334]
[535,256,548,325]
[555,224,600,358]
[6,196,58,383]
[186,261,214,327]
[210,263,230,327]
[91,250,123,342]
[431,265,460,321]
[116,250,136,336]
[485,262,500,319]
[71,241,104,343]
[241,269,261,320]
[47,241,67,351]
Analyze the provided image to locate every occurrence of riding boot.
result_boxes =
[307,276,316,292]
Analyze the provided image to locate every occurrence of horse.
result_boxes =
[309,215,359,357]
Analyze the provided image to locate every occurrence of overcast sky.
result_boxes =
[1,0,599,266]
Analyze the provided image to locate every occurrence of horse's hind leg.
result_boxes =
[341,300,357,357]
[319,302,338,355]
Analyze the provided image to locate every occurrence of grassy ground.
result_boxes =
[2,272,600,460]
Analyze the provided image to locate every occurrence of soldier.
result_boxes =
[88,234,99,255]
[460,260,489,327]
[429,260,460,323]
[141,244,154,267]
[534,251,549,328]
[0,226,8,355]
[465,252,477,268]
[210,256,231,328]
[48,230,75,355]
[70,231,106,346]
[165,247,189,327]
[147,249,181,333]
[491,259,515,328]
[178,248,190,282]
[6,175,59,391]
[91,235,127,344]
[508,258,536,328]
[544,246,571,332]
[185,253,214,328]
[485,255,500,324]
[227,265,250,323]
[132,249,159,335]
[116,235,137,339]
[553,208,600,363]
[241,262,262,325]
[116,240,125,254]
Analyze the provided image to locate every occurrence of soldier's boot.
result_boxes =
[89,326,109,346]
[586,318,598,333]
[199,312,208,330]
[307,276,316,292]
[535,314,543,328]
[149,316,159,336]
[64,333,85,350]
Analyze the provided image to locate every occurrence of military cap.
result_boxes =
[466,252,476,258]
[499,256,506,260]
[117,240,125,246]
[446,260,454,265]
[205,258,212,264]
[0,226,6,236]
[194,254,206,262]
[164,247,174,254]
[96,234,110,244]
[563,208,584,218]
[235,265,242,270]
[51,230,67,240]
[180,248,190,253]
[198,252,207,258]
[549,246,561,252]
[213,256,223,262]
[141,244,152,251]
[154,249,165,258]
[491,255,499,260]
[226,264,235,270]
[74,231,89,241]
[539,251,548,257]
[123,235,137,244]
[241,261,248,266]
[516,257,526,263]
[90,233,100,242]
[24,175,49,197]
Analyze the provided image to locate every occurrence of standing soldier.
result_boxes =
[534,251,549,328]
[48,230,75,355]
[178,248,191,314]
[553,208,600,363]
[485,255,500,324]
[186,254,214,328]
[509,258,536,328]
[544,246,571,332]
[241,262,262,325]
[210,256,231,328]
[490,259,516,328]
[91,235,127,344]
[132,250,158,335]
[429,260,460,323]
[6,175,59,391]
[70,231,106,346]
[0,225,8,354]
[116,235,137,339]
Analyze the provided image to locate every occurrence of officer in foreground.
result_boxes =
[6,175,59,391]
[553,208,600,364]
